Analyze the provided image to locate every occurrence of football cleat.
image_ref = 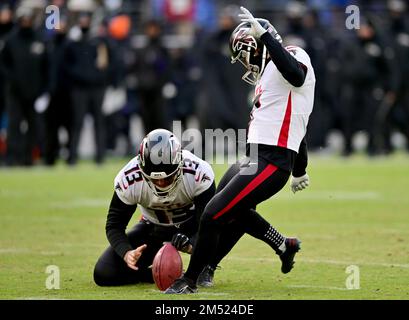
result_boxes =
[164,277,197,294]
[197,265,216,287]
[279,238,301,274]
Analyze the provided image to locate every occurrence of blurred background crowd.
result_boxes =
[0,0,408,166]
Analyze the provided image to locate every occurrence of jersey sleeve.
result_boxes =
[193,158,215,197]
[285,46,311,69]
[182,150,215,198]
[113,158,142,205]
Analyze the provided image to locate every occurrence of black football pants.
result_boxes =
[184,156,290,281]
[93,218,197,286]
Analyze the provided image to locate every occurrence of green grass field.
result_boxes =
[1,154,409,300]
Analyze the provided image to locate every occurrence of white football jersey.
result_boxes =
[113,150,215,226]
[247,46,316,152]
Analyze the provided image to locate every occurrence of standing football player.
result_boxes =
[165,7,315,294]
[93,129,246,287]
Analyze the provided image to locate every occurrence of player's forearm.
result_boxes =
[106,215,133,258]
[292,137,308,177]
[105,193,136,258]
[260,32,306,87]
[106,228,133,258]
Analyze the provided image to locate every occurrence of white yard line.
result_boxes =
[54,243,104,248]
[225,256,409,269]
[274,191,381,201]
[287,284,348,291]
[17,297,68,300]
[50,198,108,208]
[39,251,62,256]
[196,292,229,296]
[302,258,409,269]
[148,289,229,296]
[0,248,65,255]
[0,248,30,254]
[0,248,60,256]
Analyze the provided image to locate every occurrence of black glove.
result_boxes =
[171,233,190,251]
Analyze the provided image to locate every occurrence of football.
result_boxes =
[152,243,183,291]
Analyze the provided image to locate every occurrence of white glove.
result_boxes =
[290,174,310,193]
[238,6,267,39]
[34,93,50,114]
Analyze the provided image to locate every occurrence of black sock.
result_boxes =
[244,209,286,254]
[264,225,286,254]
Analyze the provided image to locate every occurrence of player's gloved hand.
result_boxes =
[290,173,310,193]
[171,233,191,252]
[238,6,267,39]
[123,244,147,271]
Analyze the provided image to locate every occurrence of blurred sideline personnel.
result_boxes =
[198,5,251,135]
[0,3,13,132]
[0,5,48,166]
[134,20,170,134]
[45,12,72,165]
[166,7,315,294]
[64,12,114,165]
[339,16,398,156]
[285,4,331,151]
[0,3,12,164]
[93,129,248,286]
[386,0,409,153]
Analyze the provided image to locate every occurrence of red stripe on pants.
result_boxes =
[212,164,278,220]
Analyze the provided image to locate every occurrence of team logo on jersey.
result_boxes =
[285,46,298,56]
[201,173,211,183]
[195,171,211,183]
[115,182,123,192]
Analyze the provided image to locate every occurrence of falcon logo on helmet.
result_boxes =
[231,28,258,53]
[230,18,282,85]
